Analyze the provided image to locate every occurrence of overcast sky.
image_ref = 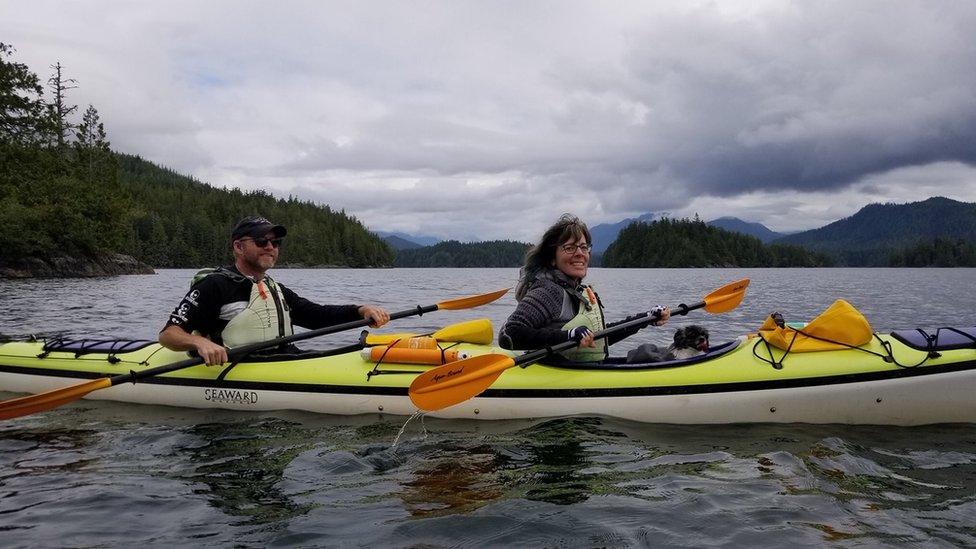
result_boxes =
[4,1,976,242]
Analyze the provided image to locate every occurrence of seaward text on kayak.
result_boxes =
[203,388,259,405]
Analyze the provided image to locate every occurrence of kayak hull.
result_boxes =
[1,333,974,425]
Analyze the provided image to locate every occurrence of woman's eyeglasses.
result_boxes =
[241,237,284,248]
[558,243,591,254]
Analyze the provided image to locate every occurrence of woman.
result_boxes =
[499,213,669,362]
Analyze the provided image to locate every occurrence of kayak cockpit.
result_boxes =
[542,338,744,370]
[890,326,976,352]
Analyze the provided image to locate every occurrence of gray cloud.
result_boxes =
[3,1,975,241]
[616,3,976,195]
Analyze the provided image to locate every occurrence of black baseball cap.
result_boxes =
[231,216,287,240]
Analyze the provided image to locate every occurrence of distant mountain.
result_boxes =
[590,212,664,254]
[381,235,424,250]
[375,231,441,247]
[774,197,976,266]
[707,217,783,243]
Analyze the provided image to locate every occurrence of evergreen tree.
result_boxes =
[0,43,46,144]
[889,237,976,267]
[46,61,77,148]
[74,104,112,178]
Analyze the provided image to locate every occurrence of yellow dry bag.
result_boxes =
[758,299,873,351]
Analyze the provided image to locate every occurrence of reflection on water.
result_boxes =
[0,425,100,475]
[399,442,508,517]
[177,418,316,526]
[395,417,606,517]
[509,418,598,506]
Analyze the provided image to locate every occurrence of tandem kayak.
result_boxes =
[1,325,974,425]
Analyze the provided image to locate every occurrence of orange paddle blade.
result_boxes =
[436,288,509,311]
[409,353,515,411]
[703,278,750,313]
[0,377,112,420]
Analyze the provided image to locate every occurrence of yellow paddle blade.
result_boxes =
[436,288,509,311]
[365,319,495,346]
[0,377,112,420]
[703,278,750,313]
[432,318,493,344]
[409,353,515,411]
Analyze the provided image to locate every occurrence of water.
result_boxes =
[2,268,976,546]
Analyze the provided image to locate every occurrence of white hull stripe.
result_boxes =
[2,359,975,398]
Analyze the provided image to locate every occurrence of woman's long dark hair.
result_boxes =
[516,213,592,300]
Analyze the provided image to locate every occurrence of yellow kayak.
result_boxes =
[1,324,974,425]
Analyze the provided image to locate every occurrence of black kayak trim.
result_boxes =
[2,358,975,399]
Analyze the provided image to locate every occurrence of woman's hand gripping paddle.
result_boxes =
[408,279,750,412]
[0,288,510,420]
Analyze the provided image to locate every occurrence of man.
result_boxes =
[159,215,390,365]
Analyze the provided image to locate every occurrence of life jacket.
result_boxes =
[193,267,293,348]
[553,283,607,362]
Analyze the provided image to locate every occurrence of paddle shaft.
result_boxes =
[513,300,705,367]
[107,303,442,387]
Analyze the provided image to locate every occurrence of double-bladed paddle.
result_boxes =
[408,279,750,412]
[0,288,509,420]
[365,318,494,346]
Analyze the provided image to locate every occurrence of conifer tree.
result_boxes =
[0,43,46,144]
[74,104,112,178]
[46,61,78,148]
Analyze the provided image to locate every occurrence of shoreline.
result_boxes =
[0,253,156,279]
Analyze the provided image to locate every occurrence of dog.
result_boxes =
[625,325,710,363]
[668,325,710,359]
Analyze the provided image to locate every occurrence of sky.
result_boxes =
[3,1,976,242]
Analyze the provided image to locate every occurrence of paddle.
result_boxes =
[409,279,750,412]
[0,288,509,420]
[365,318,494,346]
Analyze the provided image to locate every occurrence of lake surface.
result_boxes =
[2,268,976,547]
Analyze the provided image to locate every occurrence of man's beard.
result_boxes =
[243,253,275,272]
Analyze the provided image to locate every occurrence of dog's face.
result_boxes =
[673,325,710,353]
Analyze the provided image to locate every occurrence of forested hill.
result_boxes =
[395,240,530,267]
[0,43,392,274]
[116,154,393,268]
[707,217,783,243]
[774,197,976,266]
[602,218,832,267]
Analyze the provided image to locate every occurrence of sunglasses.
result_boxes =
[240,237,284,248]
